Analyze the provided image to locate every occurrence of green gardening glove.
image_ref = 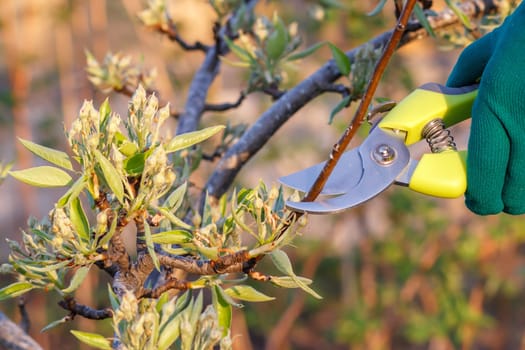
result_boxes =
[446,3,525,215]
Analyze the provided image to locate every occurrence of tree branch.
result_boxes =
[163,21,210,52]
[0,311,42,350]
[204,92,246,112]
[17,297,30,334]
[142,277,190,299]
[176,0,259,135]
[58,297,113,320]
[204,0,501,201]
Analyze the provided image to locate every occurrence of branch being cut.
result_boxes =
[204,0,502,201]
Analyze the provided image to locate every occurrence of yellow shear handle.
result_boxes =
[378,83,478,144]
[379,83,478,198]
[410,150,467,198]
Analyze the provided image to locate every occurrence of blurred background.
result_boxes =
[1,0,525,349]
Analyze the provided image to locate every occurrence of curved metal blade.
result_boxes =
[279,148,364,195]
[285,128,410,214]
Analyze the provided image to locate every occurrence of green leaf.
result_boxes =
[41,317,69,332]
[62,266,91,294]
[9,166,72,188]
[190,292,204,328]
[320,0,347,9]
[18,138,73,170]
[212,285,232,336]
[367,0,388,16]
[93,150,124,203]
[445,0,472,29]
[270,250,322,299]
[155,206,192,230]
[287,41,325,61]
[123,150,152,176]
[219,56,251,68]
[99,97,111,122]
[223,36,254,63]
[413,3,435,37]
[156,292,170,313]
[163,182,187,210]
[270,249,295,276]
[329,95,351,124]
[70,330,111,350]
[196,245,219,260]
[0,281,34,300]
[165,125,225,153]
[157,312,181,350]
[265,16,288,61]
[118,140,139,157]
[147,230,192,244]
[107,284,120,310]
[0,161,13,186]
[328,43,351,76]
[291,275,322,299]
[22,260,70,273]
[144,221,160,271]
[57,175,87,208]
[269,276,313,288]
[224,285,275,302]
[69,197,90,241]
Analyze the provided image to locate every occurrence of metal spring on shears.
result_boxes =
[421,118,457,153]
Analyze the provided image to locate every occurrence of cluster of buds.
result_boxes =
[86,51,157,94]
[223,13,302,91]
[137,0,170,31]
[67,99,121,162]
[127,85,171,150]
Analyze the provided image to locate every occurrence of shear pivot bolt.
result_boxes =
[373,144,395,165]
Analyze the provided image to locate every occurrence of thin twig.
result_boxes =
[142,278,190,299]
[204,92,246,112]
[202,147,226,161]
[17,297,30,333]
[317,82,351,97]
[58,297,113,320]
[261,86,285,100]
[163,21,210,52]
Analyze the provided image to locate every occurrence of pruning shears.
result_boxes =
[280,83,478,214]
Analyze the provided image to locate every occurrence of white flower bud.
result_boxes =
[132,85,147,111]
[152,173,165,188]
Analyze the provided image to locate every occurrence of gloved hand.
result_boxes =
[446,3,525,215]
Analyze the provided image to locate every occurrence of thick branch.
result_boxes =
[176,0,259,135]
[204,0,501,201]
[0,311,42,350]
